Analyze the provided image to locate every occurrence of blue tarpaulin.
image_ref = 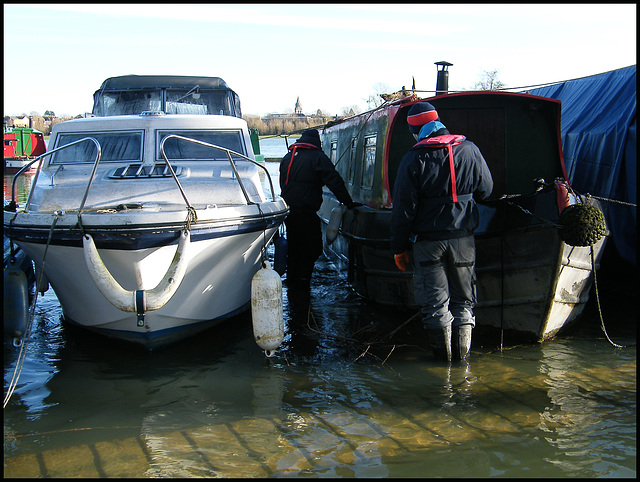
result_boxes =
[527,65,637,265]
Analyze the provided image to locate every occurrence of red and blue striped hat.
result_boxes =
[407,102,439,135]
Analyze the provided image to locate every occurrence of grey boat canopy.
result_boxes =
[92,75,242,118]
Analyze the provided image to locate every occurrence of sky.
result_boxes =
[3,3,636,118]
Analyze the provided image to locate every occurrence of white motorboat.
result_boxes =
[4,81,288,349]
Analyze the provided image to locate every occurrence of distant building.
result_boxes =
[11,116,30,128]
[262,97,310,122]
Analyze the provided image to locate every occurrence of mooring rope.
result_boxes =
[4,211,61,408]
[501,185,632,349]
[590,245,625,349]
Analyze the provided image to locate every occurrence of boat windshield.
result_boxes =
[164,90,236,116]
[93,91,163,116]
[93,90,240,117]
[158,130,246,161]
[52,132,143,164]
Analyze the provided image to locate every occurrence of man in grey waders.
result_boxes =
[390,102,493,361]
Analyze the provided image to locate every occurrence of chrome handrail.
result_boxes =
[159,134,278,204]
[11,137,101,213]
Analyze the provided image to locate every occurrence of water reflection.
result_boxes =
[4,304,636,477]
[3,171,35,204]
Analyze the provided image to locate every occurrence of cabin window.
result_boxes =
[330,141,338,165]
[165,89,235,115]
[347,137,357,184]
[361,135,377,189]
[52,131,143,164]
[92,91,162,116]
[158,130,245,161]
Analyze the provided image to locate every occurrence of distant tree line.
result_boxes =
[243,114,335,136]
[5,111,79,136]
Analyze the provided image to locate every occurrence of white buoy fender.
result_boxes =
[251,261,284,357]
[4,262,29,338]
[326,204,347,245]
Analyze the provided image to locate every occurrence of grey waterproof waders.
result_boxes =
[427,325,452,362]
[453,324,472,360]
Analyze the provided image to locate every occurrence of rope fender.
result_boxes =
[82,230,191,314]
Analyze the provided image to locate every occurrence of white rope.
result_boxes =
[4,212,61,407]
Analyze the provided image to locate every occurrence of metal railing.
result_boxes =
[159,134,278,205]
[10,137,102,213]
[8,134,278,217]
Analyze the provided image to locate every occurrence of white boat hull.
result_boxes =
[4,112,289,349]
[15,226,276,348]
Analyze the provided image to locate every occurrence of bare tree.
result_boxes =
[474,69,506,91]
[340,105,361,117]
[364,82,392,109]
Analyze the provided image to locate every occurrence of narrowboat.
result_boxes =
[317,90,607,342]
[4,127,47,174]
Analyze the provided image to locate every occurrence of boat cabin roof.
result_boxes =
[95,75,234,92]
[92,75,242,118]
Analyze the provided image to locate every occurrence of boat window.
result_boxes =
[158,130,246,161]
[347,137,357,184]
[330,141,338,165]
[165,90,235,116]
[51,131,143,164]
[93,91,162,116]
[361,135,377,189]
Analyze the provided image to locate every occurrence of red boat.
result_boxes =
[4,127,47,174]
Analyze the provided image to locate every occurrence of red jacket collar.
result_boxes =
[289,142,321,151]
[414,134,466,148]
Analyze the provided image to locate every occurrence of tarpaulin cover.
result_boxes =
[527,65,636,265]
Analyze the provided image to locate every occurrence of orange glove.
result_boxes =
[394,251,410,272]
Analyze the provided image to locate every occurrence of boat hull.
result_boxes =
[319,189,607,342]
[316,91,609,342]
[4,158,37,174]
[10,220,282,349]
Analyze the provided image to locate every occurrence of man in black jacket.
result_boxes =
[390,102,493,361]
[280,128,358,290]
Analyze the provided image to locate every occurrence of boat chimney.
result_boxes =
[435,61,453,94]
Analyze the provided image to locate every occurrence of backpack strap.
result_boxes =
[285,142,321,185]
[414,135,466,202]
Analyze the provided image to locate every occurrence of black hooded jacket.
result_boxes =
[390,128,493,254]
[279,135,354,213]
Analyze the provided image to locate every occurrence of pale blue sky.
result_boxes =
[3,3,636,117]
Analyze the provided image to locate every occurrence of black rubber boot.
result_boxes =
[427,326,452,362]
[453,325,473,360]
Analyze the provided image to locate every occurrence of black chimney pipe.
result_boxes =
[435,61,453,94]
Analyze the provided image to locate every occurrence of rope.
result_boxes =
[590,246,625,348]
[255,203,269,267]
[4,211,61,408]
[185,206,197,231]
[499,194,562,228]
[588,194,636,208]
[498,185,630,348]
